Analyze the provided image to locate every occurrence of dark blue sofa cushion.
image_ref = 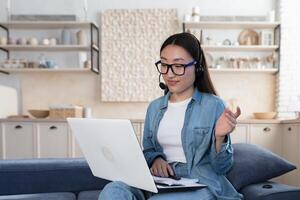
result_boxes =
[0,192,76,200]
[0,158,110,195]
[226,143,296,190]
[78,190,101,200]
[240,181,300,200]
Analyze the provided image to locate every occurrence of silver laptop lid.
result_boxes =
[67,118,158,193]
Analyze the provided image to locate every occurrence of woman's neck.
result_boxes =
[169,87,195,103]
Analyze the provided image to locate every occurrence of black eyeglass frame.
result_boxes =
[155,60,197,76]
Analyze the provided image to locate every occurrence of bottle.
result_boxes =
[192,6,200,22]
[76,30,87,45]
[83,107,92,118]
[61,29,71,45]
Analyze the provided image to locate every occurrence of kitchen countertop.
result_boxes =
[1,118,300,124]
[0,118,67,123]
[0,118,145,123]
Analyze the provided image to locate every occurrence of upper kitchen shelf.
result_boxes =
[0,21,100,74]
[0,45,92,51]
[208,68,278,74]
[202,45,279,52]
[182,21,281,30]
[182,20,281,72]
[0,21,97,29]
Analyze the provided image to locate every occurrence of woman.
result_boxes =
[99,32,243,200]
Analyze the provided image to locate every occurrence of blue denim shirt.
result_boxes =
[142,90,243,200]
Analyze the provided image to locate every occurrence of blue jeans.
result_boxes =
[98,162,216,200]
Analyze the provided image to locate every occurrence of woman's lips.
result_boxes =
[166,80,179,86]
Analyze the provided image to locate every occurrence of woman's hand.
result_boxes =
[215,106,241,139]
[150,157,174,177]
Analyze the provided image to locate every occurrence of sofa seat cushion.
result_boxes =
[77,190,101,200]
[0,158,110,195]
[240,181,300,200]
[0,192,76,200]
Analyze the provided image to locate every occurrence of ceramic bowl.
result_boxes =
[28,109,50,118]
[253,112,277,119]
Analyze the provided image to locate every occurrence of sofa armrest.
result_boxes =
[0,158,110,195]
[240,181,300,200]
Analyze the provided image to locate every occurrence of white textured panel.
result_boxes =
[101,9,179,102]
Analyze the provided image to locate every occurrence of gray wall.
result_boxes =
[0,0,275,23]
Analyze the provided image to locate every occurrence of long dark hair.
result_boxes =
[160,32,217,95]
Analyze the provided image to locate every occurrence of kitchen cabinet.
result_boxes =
[132,122,142,144]
[70,130,84,158]
[281,124,300,187]
[249,124,282,156]
[0,21,99,74]
[0,122,3,158]
[182,21,280,74]
[248,123,283,182]
[230,124,248,143]
[1,122,35,159]
[37,122,70,158]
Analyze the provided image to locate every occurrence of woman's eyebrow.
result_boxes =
[160,57,186,62]
[173,58,185,62]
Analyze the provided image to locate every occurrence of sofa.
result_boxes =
[0,143,300,200]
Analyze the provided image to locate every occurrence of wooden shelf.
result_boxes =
[183,21,280,29]
[208,68,278,74]
[0,21,97,29]
[0,21,100,74]
[0,45,91,51]
[202,45,279,52]
[0,68,91,72]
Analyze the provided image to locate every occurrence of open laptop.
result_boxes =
[67,118,206,193]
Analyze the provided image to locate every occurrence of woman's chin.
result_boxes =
[167,86,179,93]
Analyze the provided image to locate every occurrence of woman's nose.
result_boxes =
[166,67,176,77]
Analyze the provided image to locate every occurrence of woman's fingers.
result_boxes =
[151,165,173,177]
[150,159,174,177]
[225,112,237,125]
[225,117,236,129]
[225,106,241,119]
[235,106,241,118]
[225,109,236,119]
[161,165,169,177]
[157,165,163,177]
[167,164,174,176]
[150,167,157,176]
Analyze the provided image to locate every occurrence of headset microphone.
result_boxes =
[159,74,167,90]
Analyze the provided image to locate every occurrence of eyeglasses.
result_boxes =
[155,60,197,76]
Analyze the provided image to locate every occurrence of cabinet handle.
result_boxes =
[288,127,292,131]
[263,127,271,132]
[49,126,57,130]
[15,125,23,129]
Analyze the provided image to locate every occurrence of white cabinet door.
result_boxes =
[37,123,69,158]
[249,124,282,156]
[230,124,248,143]
[132,122,141,144]
[0,122,3,159]
[281,124,300,186]
[70,128,84,158]
[249,124,283,183]
[2,122,35,159]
